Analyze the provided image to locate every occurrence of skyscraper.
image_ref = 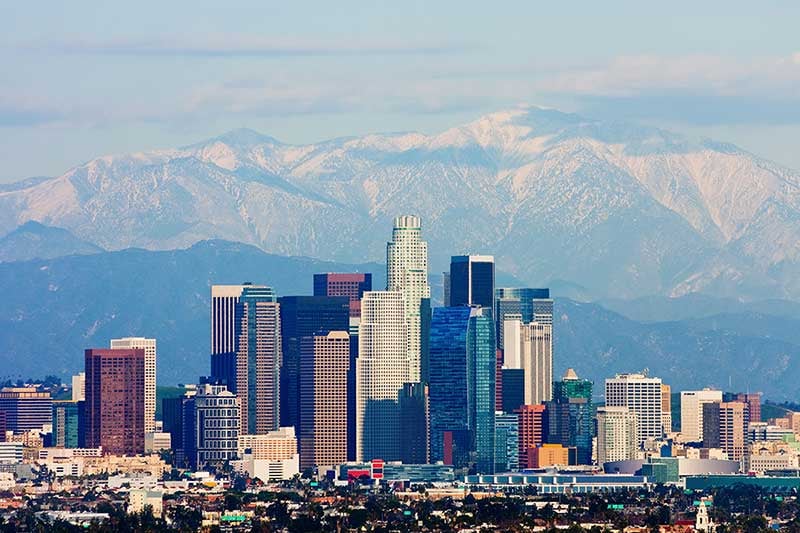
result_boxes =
[191,382,241,470]
[495,288,552,349]
[313,273,372,318]
[429,306,471,465]
[52,401,82,448]
[449,255,495,314]
[110,337,157,434]
[0,388,52,433]
[235,285,282,435]
[278,296,349,431]
[661,384,672,434]
[299,331,350,470]
[469,308,496,474]
[399,382,429,465]
[703,401,749,463]
[546,368,594,465]
[504,319,553,405]
[515,404,547,469]
[211,284,261,390]
[386,215,430,383]
[605,372,663,445]
[596,406,638,464]
[494,412,519,473]
[84,348,145,455]
[356,291,407,462]
[681,389,722,443]
[429,305,496,472]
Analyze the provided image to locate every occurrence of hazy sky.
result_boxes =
[2,1,799,182]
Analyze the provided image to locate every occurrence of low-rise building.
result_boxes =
[128,488,163,516]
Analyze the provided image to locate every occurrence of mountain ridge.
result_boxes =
[3,105,800,300]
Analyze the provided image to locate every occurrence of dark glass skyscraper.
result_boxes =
[278,296,350,433]
[429,305,495,473]
[429,307,470,466]
[546,368,594,465]
[450,256,495,314]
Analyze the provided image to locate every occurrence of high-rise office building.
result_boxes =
[278,296,349,432]
[399,382,429,465]
[469,307,496,474]
[0,388,52,433]
[494,412,519,473]
[501,368,525,413]
[162,395,191,465]
[84,348,145,455]
[429,306,471,465]
[546,368,593,465]
[211,284,262,390]
[442,272,451,307]
[356,291,407,462]
[661,384,672,433]
[313,273,372,318]
[504,319,553,405]
[110,337,157,434]
[429,306,496,472]
[449,255,495,314]
[71,373,85,402]
[725,392,761,424]
[515,404,548,469]
[681,389,722,443]
[235,285,282,435]
[703,401,749,463]
[386,215,430,383]
[191,382,241,470]
[299,331,350,470]
[495,288,552,349]
[605,372,663,445]
[596,406,638,464]
[52,401,82,448]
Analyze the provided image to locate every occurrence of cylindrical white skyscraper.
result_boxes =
[386,215,430,383]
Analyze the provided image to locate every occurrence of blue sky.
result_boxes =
[1,1,800,182]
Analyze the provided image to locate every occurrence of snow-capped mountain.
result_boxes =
[3,105,800,299]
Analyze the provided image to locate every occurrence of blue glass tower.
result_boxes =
[429,306,471,466]
[429,305,495,473]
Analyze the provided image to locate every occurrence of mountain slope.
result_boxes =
[0,221,103,262]
[1,243,798,398]
[3,106,800,299]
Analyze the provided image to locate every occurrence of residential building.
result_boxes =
[128,489,163,517]
[235,285,281,434]
[110,337,157,434]
[84,349,145,455]
[356,291,407,462]
[278,295,349,432]
[596,406,638,464]
[0,387,52,433]
[299,331,350,470]
[681,389,723,443]
[386,215,430,383]
[605,372,663,444]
